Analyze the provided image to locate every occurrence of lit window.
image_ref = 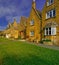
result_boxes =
[30,31,34,36]
[47,0,54,6]
[30,20,34,25]
[45,27,56,35]
[46,9,56,19]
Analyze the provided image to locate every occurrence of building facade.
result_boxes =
[3,0,59,45]
[19,16,27,39]
[4,19,19,39]
[26,0,42,43]
[42,0,59,45]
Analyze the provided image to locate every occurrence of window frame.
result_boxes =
[45,27,56,36]
[47,0,54,6]
[30,20,34,26]
[30,31,34,36]
[46,9,56,19]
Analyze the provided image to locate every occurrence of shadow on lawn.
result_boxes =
[1,54,56,65]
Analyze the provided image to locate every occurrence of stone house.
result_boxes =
[26,0,42,43]
[42,0,59,45]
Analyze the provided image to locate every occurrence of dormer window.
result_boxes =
[47,0,54,6]
[30,20,34,26]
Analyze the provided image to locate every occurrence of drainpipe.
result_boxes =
[40,15,42,41]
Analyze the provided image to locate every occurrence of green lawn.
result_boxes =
[0,37,59,65]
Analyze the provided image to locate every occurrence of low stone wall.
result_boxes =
[44,42,53,45]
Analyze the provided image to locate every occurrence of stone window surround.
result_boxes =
[45,27,56,36]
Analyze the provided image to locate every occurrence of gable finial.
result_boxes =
[32,0,36,9]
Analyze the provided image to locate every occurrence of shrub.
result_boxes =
[39,40,43,44]
[43,39,51,42]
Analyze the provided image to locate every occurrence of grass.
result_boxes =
[0,37,59,65]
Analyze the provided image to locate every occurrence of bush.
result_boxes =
[39,40,43,44]
[43,39,51,42]
[19,36,21,39]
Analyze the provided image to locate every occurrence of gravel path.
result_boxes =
[26,41,59,51]
[38,44,59,51]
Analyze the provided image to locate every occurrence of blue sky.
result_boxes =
[0,0,46,30]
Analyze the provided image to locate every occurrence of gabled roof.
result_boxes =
[18,16,27,31]
[32,7,42,20]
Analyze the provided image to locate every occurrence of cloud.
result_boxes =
[0,26,6,31]
[0,0,46,29]
[0,6,16,17]
[6,16,20,23]
[0,0,32,24]
[0,0,46,30]
[0,0,31,15]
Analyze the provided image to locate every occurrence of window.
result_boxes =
[30,20,34,25]
[49,27,51,35]
[46,9,56,19]
[53,9,55,17]
[47,0,54,6]
[30,31,34,36]
[45,28,48,35]
[45,27,56,35]
[51,27,56,35]
[46,11,50,19]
